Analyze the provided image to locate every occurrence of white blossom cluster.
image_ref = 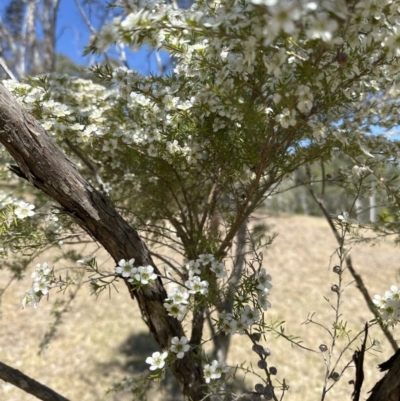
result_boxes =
[145,336,190,370]
[163,254,226,321]
[373,285,400,326]
[0,191,36,221]
[203,360,229,384]
[219,268,272,335]
[21,263,55,308]
[146,345,229,383]
[3,0,396,220]
[115,258,157,285]
[146,335,229,385]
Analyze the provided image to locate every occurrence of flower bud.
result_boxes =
[263,347,271,357]
[257,359,267,369]
[255,383,265,393]
[337,52,348,66]
[331,284,339,293]
[333,266,341,274]
[252,344,264,356]
[319,344,328,352]
[269,366,277,375]
[250,333,261,342]
[263,385,274,400]
[330,372,340,381]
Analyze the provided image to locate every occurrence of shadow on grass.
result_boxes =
[102,332,250,400]
[100,331,182,401]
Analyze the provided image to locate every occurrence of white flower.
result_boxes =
[382,25,400,57]
[211,360,229,377]
[221,316,238,334]
[276,108,296,128]
[170,336,190,359]
[306,13,338,42]
[236,319,248,335]
[33,280,50,295]
[115,258,135,277]
[240,305,260,326]
[95,22,120,53]
[203,360,229,383]
[255,268,273,291]
[185,260,201,276]
[308,121,326,142]
[258,290,272,311]
[14,201,35,220]
[352,165,372,177]
[21,289,41,309]
[210,260,227,278]
[197,254,214,265]
[268,3,300,34]
[31,263,51,282]
[166,288,190,304]
[338,212,358,225]
[145,351,168,370]
[296,85,313,113]
[185,276,209,295]
[164,302,188,321]
[134,265,157,285]
[167,140,181,155]
[203,363,215,383]
[374,285,400,326]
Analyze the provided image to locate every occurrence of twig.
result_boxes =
[64,138,109,197]
[73,0,96,34]
[305,172,399,352]
[0,57,17,81]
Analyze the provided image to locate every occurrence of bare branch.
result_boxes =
[0,56,17,80]
[0,361,71,401]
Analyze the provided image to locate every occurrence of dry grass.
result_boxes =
[0,215,399,401]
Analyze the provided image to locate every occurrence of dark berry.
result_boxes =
[255,383,265,393]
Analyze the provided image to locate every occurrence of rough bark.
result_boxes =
[367,350,400,401]
[0,361,71,401]
[0,83,205,400]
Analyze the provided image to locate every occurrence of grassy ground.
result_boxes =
[0,215,399,401]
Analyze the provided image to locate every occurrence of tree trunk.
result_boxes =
[0,83,205,400]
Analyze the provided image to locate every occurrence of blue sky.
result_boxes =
[0,0,164,75]
[55,0,170,75]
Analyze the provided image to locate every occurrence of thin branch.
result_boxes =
[199,169,220,233]
[0,361,71,401]
[0,57,17,81]
[149,250,185,279]
[305,176,399,352]
[64,138,108,196]
[73,0,96,34]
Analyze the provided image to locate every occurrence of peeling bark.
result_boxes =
[0,83,205,400]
